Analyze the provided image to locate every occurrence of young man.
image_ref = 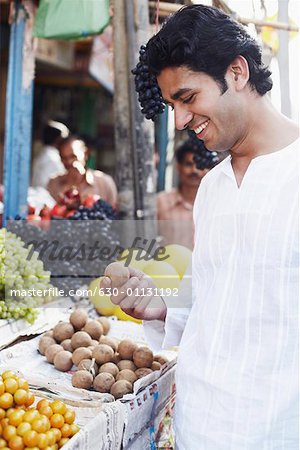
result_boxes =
[157,139,219,248]
[31,120,69,188]
[48,135,118,208]
[102,5,299,449]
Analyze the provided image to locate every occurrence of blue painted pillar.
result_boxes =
[156,108,168,192]
[3,0,34,225]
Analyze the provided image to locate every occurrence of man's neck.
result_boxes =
[179,185,198,204]
[230,97,299,186]
[65,172,86,186]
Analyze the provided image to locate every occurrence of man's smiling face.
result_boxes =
[157,66,245,152]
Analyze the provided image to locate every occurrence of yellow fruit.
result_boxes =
[8,435,24,450]
[50,414,64,429]
[50,401,66,416]
[113,307,142,324]
[63,410,75,425]
[163,244,192,279]
[8,410,24,427]
[17,378,29,391]
[143,260,180,289]
[60,423,71,438]
[23,409,40,424]
[69,423,79,437]
[7,435,24,450]
[13,390,28,406]
[36,400,50,411]
[1,371,17,381]
[51,428,61,442]
[23,430,39,447]
[0,393,14,409]
[0,438,7,448]
[6,408,17,418]
[16,421,32,437]
[39,406,53,419]
[37,432,49,448]
[3,424,17,441]
[45,429,56,446]
[88,277,116,316]
[24,392,35,408]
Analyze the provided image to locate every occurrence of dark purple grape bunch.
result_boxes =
[187,131,221,170]
[131,44,165,121]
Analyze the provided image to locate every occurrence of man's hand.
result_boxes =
[100,263,167,322]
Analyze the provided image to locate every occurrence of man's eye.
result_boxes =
[183,95,195,104]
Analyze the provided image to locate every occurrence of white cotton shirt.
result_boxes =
[31,145,65,188]
[144,139,299,449]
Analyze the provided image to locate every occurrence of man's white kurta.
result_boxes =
[144,140,299,449]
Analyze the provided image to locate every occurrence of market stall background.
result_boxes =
[0,0,298,223]
[0,0,299,448]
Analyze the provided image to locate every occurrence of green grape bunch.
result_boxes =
[0,229,55,323]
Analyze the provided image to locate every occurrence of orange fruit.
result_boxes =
[24,392,35,408]
[2,424,17,441]
[7,435,24,450]
[13,390,28,406]
[50,414,64,429]
[0,393,14,409]
[63,409,75,425]
[16,421,31,437]
[23,430,39,447]
[50,428,61,443]
[4,378,18,395]
[50,402,66,416]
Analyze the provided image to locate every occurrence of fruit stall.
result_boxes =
[0,217,190,449]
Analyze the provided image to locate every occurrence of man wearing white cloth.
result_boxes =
[102,5,299,449]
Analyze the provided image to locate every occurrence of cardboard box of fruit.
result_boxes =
[37,308,176,402]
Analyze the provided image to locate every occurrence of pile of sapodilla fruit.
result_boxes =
[38,309,168,399]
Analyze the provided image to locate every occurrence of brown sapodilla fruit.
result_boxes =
[71,331,92,349]
[133,346,153,368]
[83,320,103,340]
[72,347,92,366]
[72,370,93,389]
[69,309,88,330]
[110,380,132,399]
[92,344,114,365]
[53,322,74,343]
[93,372,115,393]
[54,350,73,372]
[45,344,64,364]
[38,336,56,355]
[117,339,138,361]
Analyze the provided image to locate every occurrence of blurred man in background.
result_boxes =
[157,139,220,248]
[31,120,69,188]
[48,135,118,208]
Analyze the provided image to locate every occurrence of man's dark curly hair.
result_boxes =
[146,4,272,96]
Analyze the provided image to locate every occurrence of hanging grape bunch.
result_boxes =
[186,131,221,170]
[132,44,165,121]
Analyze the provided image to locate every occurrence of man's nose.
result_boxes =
[174,107,193,131]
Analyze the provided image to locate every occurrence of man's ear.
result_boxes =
[227,55,249,91]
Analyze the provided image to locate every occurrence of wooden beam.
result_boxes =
[113,0,135,218]
[148,1,299,32]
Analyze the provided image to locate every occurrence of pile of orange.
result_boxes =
[0,370,79,449]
